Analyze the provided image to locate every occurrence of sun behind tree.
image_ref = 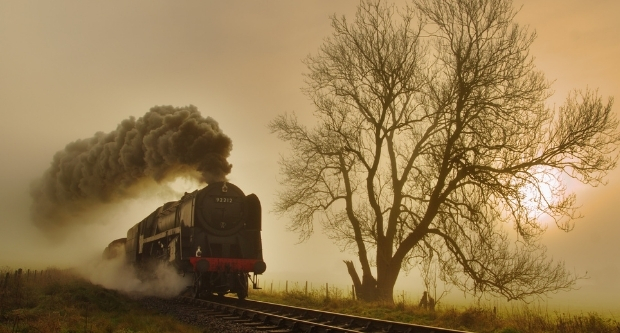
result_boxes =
[270,0,620,302]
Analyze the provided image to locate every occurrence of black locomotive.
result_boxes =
[104,181,266,299]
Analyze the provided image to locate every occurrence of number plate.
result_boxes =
[215,197,233,203]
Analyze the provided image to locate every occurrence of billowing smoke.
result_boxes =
[30,105,232,230]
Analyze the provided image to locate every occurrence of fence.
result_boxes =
[0,267,63,330]
[251,280,354,300]
[249,279,427,306]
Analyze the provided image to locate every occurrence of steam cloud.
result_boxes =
[78,251,191,298]
[30,105,232,230]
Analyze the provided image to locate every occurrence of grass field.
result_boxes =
[248,283,620,333]
[0,267,201,333]
[1,267,617,333]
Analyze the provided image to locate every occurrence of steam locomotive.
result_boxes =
[103,181,266,299]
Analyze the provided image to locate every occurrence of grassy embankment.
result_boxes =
[248,283,620,333]
[0,267,200,333]
[1,267,617,333]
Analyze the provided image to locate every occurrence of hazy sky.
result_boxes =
[1,0,618,312]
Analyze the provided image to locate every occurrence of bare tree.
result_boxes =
[418,239,450,309]
[270,0,619,302]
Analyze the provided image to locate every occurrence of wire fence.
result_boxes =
[252,280,353,299]
[0,267,65,332]
[249,278,428,306]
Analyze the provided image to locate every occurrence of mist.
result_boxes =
[29,105,231,233]
[0,0,618,317]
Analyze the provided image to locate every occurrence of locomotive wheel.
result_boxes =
[237,288,247,300]
[236,274,249,300]
[193,273,203,299]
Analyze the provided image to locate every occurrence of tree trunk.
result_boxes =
[344,258,402,303]
[344,260,378,301]
[376,264,400,303]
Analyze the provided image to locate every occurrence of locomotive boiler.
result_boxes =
[105,181,266,299]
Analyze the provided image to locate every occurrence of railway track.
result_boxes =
[177,296,471,333]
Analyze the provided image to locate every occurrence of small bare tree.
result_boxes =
[418,240,450,309]
[270,0,619,302]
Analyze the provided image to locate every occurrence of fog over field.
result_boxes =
[0,0,618,314]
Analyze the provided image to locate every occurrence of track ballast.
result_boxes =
[176,296,472,333]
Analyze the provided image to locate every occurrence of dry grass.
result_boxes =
[249,285,620,333]
[2,268,616,333]
[0,267,201,333]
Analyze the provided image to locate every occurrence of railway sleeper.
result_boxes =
[362,321,374,332]
[221,316,241,320]
[254,325,280,331]
[213,313,233,318]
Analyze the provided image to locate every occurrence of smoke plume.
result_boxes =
[30,105,232,230]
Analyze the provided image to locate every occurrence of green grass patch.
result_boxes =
[0,267,201,333]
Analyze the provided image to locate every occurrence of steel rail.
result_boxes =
[178,296,472,333]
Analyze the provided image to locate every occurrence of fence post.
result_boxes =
[305,281,308,296]
[352,285,355,300]
[16,269,22,288]
[286,281,288,293]
[326,283,329,300]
